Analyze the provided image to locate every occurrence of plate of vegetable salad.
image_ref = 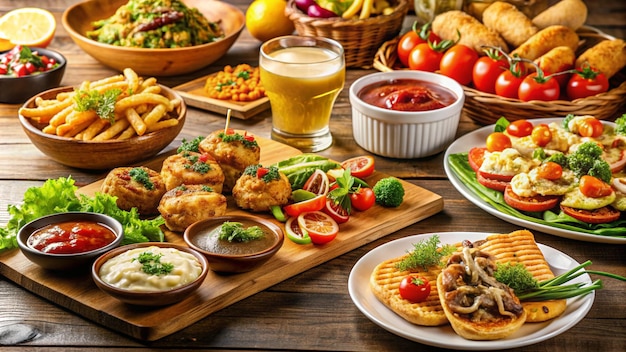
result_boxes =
[445,117,626,244]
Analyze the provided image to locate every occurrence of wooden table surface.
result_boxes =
[1,0,624,351]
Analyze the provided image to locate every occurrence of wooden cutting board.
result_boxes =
[0,136,443,341]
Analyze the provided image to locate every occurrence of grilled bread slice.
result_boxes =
[437,247,527,340]
[369,254,449,326]
[476,229,567,322]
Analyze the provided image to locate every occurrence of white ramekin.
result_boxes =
[349,70,465,159]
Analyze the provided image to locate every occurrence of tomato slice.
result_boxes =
[477,170,514,182]
[283,194,326,218]
[560,205,621,224]
[303,169,330,195]
[476,172,509,192]
[297,211,339,245]
[285,216,311,245]
[503,184,560,212]
[398,275,431,303]
[341,155,375,179]
[468,147,487,172]
[323,198,349,224]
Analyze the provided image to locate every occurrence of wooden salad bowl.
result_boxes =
[18,85,186,170]
[62,0,245,76]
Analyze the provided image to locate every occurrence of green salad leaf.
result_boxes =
[273,154,340,189]
[447,153,626,238]
[0,177,165,251]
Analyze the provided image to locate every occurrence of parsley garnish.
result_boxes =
[133,251,174,275]
[129,167,154,190]
[177,136,204,153]
[395,235,456,271]
[218,131,258,149]
[218,221,264,242]
[74,88,122,124]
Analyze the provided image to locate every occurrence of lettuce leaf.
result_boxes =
[447,153,626,238]
[1,176,164,251]
[273,153,340,189]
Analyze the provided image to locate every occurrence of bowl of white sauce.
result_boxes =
[91,242,208,306]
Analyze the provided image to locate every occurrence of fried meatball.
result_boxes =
[158,184,228,232]
[199,129,261,193]
[101,166,166,215]
[161,151,225,192]
[232,165,291,212]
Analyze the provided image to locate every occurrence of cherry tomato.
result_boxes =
[439,44,479,85]
[566,66,610,100]
[486,132,512,152]
[341,155,375,179]
[531,124,552,147]
[398,275,431,303]
[303,169,330,195]
[577,117,604,138]
[396,22,439,68]
[506,119,533,137]
[349,187,375,211]
[468,147,487,172]
[408,43,442,72]
[283,194,326,218]
[536,161,563,180]
[472,50,508,94]
[560,205,620,224]
[495,68,526,99]
[518,73,561,102]
[579,175,613,198]
[503,184,559,212]
[323,199,349,224]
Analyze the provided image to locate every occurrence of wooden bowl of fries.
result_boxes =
[18,80,186,170]
[62,0,245,76]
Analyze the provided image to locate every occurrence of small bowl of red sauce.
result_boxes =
[349,70,465,158]
[17,212,123,271]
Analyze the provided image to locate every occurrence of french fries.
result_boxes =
[18,68,181,141]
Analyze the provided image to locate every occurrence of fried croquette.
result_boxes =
[158,184,228,232]
[199,129,261,193]
[161,151,225,192]
[101,166,166,215]
[232,164,291,212]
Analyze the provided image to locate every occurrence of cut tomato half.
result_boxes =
[341,155,375,179]
[285,217,311,245]
[303,169,330,195]
[323,198,349,224]
[476,172,509,192]
[283,194,326,218]
[503,184,560,212]
[468,147,487,172]
[297,211,339,245]
[560,205,621,224]
[477,170,515,182]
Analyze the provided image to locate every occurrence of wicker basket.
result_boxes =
[285,0,410,68]
[373,26,626,124]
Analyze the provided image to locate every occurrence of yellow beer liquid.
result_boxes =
[260,46,345,135]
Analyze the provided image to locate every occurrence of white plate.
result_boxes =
[348,232,595,350]
[444,118,626,244]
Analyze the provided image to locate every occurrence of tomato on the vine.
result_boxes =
[472,48,508,94]
[349,187,375,211]
[396,22,440,68]
[495,64,526,99]
[518,72,560,102]
[398,275,431,303]
[486,132,512,152]
[408,39,454,72]
[506,119,533,137]
[566,65,610,100]
[439,44,479,85]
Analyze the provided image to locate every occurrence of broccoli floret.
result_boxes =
[562,114,576,132]
[544,152,568,168]
[588,159,612,183]
[615,114,626,135]
[372,177,405,207]
[567,141,610,181]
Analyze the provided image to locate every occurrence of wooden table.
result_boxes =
[1,0,624,351]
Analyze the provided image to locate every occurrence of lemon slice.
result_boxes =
[0,8,56,48]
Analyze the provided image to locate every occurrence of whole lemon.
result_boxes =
[246,0,295,42]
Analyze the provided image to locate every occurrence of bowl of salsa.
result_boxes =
[17,212,124,271]
[349,70,465,159]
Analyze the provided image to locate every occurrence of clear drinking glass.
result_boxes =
[260,36,345,152]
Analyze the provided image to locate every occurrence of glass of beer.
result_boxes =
[260,36,345,152]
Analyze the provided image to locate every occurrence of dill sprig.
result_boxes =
[395,235,456,271]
